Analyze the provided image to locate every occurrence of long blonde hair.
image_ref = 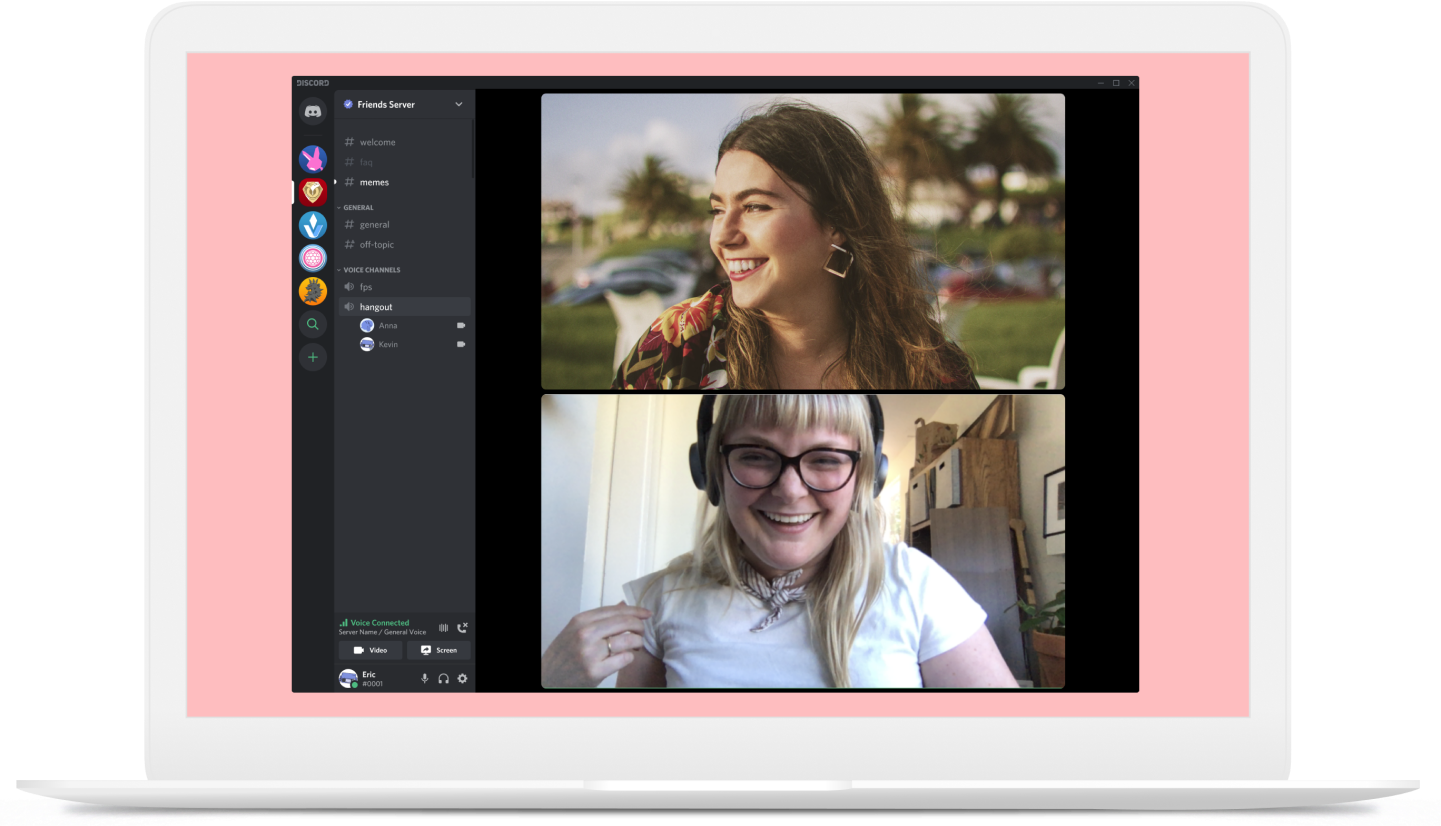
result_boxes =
[716,101,978,389]
[638,395,887,687]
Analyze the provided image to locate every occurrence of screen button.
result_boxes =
[406,640,471,660]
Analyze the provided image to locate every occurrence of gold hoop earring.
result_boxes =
[823,244,854,278]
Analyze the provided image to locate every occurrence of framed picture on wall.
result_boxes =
[1043,467,1066,537]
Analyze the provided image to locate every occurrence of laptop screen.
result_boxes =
[163,38,1273,784]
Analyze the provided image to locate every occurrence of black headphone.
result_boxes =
[689,395,889,506]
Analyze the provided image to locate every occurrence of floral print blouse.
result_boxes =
[612,285,732,390]
[610,284,977,390]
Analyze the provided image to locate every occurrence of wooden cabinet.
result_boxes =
[902,433,1029,683]
[927,507,1027,681]
[906,437,1021,542]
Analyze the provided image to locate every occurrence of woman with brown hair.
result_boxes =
[611,99,977,390]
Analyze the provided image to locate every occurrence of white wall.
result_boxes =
[1015,395,1065,613]
[652,396,707,573]
[540,395,599,653]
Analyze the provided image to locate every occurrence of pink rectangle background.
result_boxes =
[188,52,1247,716]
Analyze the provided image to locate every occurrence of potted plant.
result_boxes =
[1006,584,1064,688]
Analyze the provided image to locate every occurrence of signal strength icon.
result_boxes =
[339,618,348,628]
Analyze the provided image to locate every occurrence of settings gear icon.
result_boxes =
[457,673,468,685]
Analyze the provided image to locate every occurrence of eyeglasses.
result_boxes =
[719,444,860,493]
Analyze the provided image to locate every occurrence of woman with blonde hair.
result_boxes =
[540,395,1015,688]
[610,100,977,390]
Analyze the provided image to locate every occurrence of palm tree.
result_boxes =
[612,154,695,237]
[870,94,972,225]
[953,94,1059,228]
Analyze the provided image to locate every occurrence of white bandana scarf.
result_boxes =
[737,560,806,632]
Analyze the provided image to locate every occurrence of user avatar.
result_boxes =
[299,244,327,273]
[299,178,327,207]
[299,276,328,306]
[359,318,374,333]
[299,145,328,173]
[339,669,358,689]
[298,211,327,239]
[360,337,375,352]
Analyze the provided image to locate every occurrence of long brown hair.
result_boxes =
[716,100,976,389]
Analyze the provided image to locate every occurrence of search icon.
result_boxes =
[299,311,327,339]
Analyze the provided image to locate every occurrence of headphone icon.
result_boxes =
[438,673,450,685]
[689,395,888,506]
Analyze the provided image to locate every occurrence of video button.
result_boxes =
[339,641,403,660]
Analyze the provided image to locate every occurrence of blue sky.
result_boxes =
[541,93,1065,215]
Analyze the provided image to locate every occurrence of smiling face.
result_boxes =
[709,150,846,313]
[720,421,859,582]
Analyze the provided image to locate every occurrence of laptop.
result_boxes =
[17,0,1417,810]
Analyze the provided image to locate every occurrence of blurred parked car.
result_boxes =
[547,266,681,306]
[549,251,701,308]
[571,254,694,289]
[629,247,698,272]
[935,255,1063,301]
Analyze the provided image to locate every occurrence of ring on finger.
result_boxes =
[606,636,613,656]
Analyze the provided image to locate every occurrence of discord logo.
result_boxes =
[299,97,327,126]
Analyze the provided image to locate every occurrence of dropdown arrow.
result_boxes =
[455,102,463,106]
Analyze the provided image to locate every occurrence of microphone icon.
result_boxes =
[421,673,429,684]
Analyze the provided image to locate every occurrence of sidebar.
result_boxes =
[292,85,477,693]
[293,92,336,692]
[329,90,477,693]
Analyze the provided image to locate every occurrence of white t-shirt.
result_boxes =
[620,542,988,688]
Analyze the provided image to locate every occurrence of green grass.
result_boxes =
[541,302,620,390]
[540,297,1063,390]
[920,225,1065,264]
[953,299,1066,383]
